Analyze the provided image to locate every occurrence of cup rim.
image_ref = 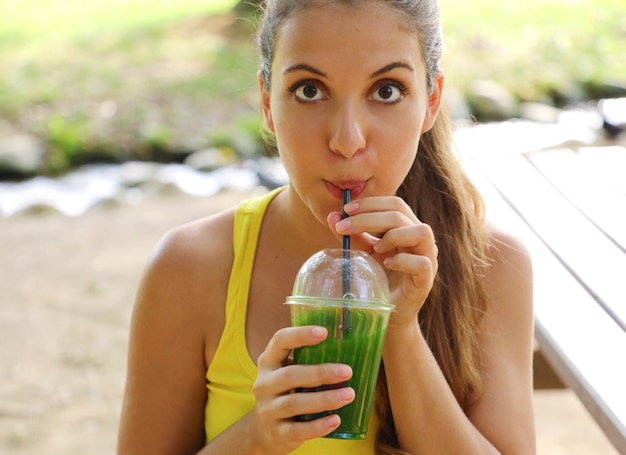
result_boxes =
[285,295,395,311]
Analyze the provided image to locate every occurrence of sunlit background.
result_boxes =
[0,0,624,453]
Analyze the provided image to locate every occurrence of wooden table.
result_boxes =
[464,136,626,453]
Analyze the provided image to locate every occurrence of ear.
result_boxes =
[421,70,444,133]
[258,70,275,134]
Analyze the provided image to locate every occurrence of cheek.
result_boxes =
[376,114,421,156]
[372,120,421,190]
[273,117,317,177]
[388,148,418,188]
[273,109,328,160]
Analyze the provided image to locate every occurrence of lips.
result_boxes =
[325,180,367,199]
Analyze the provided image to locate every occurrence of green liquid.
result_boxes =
[293,306,388,439]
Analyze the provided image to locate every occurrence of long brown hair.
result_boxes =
[256,1,489,453]
[380,110,488,453]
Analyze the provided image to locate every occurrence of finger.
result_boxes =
[334,211,415,238]
[254,363,353,402]
[277,363,353,390]
[374,224,437,257]
[334,196,417,236]
[258,326,327,371]
[384,252,437,283]
[327,214,380,254]
[344,196,419,221]
[272,385,355,421]
[276,413,342,441]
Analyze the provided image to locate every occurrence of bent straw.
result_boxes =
[341,189,351,337]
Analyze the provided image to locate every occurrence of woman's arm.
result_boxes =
[466,226,536,452]
[117,214,232,455]
[383,226,535,454]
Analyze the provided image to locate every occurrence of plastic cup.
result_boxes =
[286,249,394,440]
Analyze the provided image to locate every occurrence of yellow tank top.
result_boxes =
[205,187,377,454]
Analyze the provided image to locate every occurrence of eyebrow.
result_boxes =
[282,61,414,79]
[283,64,327,77]
[370,62,414,78]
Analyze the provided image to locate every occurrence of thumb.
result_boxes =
[326,211,344,240]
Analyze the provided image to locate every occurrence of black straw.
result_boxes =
[341,190,351,336]
[342,189,351,252]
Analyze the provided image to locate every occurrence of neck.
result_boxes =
[270,186,341,261]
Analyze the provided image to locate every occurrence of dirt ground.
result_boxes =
[0,188,619,454]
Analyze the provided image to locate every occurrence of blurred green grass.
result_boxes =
[0,0,624,174]
[0,0,237,48]
[0,0,247,107]
[0,0,258,172]
[441,0,626,101]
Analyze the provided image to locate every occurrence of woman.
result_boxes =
[117,0,536,453]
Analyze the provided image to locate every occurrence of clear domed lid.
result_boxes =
[289,248,391,306]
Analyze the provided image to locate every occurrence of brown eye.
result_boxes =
[378,86,395,100]
[303,86,318,99]
[293,83,324,102]
[371,82,405,104]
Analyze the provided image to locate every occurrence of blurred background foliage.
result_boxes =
[0,0,624,176]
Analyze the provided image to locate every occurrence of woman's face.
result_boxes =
[260,2,442,225]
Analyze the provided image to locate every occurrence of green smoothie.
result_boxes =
[292,304,389,439]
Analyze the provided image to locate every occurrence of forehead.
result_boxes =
[274,3,422,73]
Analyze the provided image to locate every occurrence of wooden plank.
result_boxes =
[526,148,626,252]
[468,149,626,330]
[463,156,626,453]
[528,233,626,454]
[577,146,626,196]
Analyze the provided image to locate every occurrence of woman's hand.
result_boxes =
[250,326,355,454]
[327,196,438,327]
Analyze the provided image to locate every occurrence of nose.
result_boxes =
[328,102,366,158]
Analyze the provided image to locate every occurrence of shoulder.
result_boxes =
[132,206,238,347]
[473,221,534,409]
[150,206,236,281]
[480,220,533,332]
[483,221,532,293]
[141,205,237,303]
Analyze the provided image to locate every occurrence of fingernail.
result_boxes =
[311,327,327,338]
[344,201,358,213]
[335,218,350,233]
[338,387,355,401]
[335,365,352,378]
[373,240,382,253]
[325,414,341,428]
